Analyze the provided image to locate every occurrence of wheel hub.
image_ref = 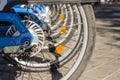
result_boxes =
[23,20,45,56]
[3,20,45,57]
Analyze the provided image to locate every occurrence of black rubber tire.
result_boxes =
[68,4,96,80]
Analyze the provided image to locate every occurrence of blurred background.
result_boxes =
[79,1,120,80]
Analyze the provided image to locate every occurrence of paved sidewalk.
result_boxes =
[79,4,120,80]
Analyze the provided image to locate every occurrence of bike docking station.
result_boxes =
[0,0,99,80]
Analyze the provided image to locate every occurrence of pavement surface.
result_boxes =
[79,4,120,80]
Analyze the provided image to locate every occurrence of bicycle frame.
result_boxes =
[13,4,46,25]
[0,12,33,47]
[0,1,50,48]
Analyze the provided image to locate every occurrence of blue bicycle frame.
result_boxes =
[0,0,34,47]
[13,4,46,25]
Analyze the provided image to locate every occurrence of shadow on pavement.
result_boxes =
[94,4,120,48]
[0,54,63,80]
[94,4,120,27]
[94,4,120,19]
[0,55,18,80]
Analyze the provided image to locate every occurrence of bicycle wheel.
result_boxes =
[4,3,96,80]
